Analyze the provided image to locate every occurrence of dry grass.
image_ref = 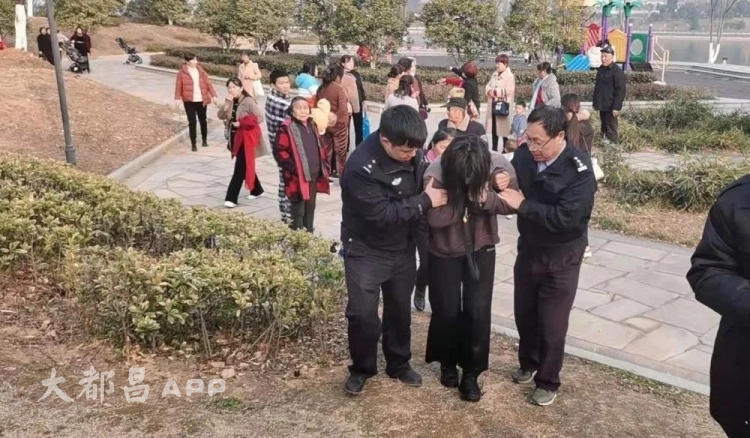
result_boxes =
[0,273,722,438]
[592,188,707,248]
[24,18,217,57]
[0,49,183,174]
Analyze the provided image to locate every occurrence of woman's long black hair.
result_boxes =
[300,60,318,76]
[394,75,414,98]
[426,128,457,151]
[316,64,344,100]
[440,135,492,217]
[226,77,250,98]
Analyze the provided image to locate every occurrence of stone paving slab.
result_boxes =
[90,57,719,394]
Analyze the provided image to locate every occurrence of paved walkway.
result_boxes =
[90,56,718,394]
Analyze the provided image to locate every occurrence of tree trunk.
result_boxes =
[708,42,721,64]
[168,16,174,26]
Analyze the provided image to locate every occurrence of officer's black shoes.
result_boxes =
[344,373,369,396]
[459,373,482,402]
[387,368,423,387]
[511,368,536,384]
[413,286,426,312]
[440,364,459,388]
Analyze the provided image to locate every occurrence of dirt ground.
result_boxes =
[592,188,706,248]
[0,275,722,438]
[23,18,218,57]
[0,49,183,174]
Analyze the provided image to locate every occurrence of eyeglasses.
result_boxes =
[522,131,554,151]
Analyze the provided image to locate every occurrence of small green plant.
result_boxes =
[206,396,243,412]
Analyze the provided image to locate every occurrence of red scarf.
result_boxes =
[232,114,262,192]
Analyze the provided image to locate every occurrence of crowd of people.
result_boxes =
[167,45,648,408]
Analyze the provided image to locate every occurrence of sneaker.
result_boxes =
[248,193,264,200]
[387,368,422,387]
[439,365,459,388]
[529,387,557,406]
[413,286,426,312]
[511,368,536,384]
[583,246,592,259]
[224,201,238,208]
[459,373,481,402]
[344,373,369,396]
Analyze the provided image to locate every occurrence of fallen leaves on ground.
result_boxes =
[0,49,183,174]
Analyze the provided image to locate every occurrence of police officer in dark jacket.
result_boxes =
[592,45,626,143]
[687,175,750,438]
[497,106,597,406]
[340,105,448,395]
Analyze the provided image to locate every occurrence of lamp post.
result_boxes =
[45,0,77,165]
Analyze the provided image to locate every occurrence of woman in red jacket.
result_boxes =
[273,97,330,232]
[174,52,217,151]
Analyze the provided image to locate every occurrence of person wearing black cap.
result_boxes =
[438,98,487,140]
[497,106,597,407]
[592,45,626,143]
[340,105,448,396]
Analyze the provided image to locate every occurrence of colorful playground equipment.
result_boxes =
[565,0,668,77]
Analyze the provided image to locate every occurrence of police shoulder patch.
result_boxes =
[572,155,588,173]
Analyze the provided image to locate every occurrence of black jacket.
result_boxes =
[687,174,750,433]
[272,39,290,53]
[511,144,597,248]
[340,131,431,252]
[450,67,481,112]
[350,70,367,110]
[592,63,626,112]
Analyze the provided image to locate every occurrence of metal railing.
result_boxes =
[652,36,670,83]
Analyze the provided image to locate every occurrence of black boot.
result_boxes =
[459,373,481,402]
[413,286,426,312]
[440,364,459,388]
[344,372,369,396]
[191,144,198,152]
[202,139,209,147]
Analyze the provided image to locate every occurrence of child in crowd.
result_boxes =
[511,100,528,141]
[265,69,293,224]
[273,97,330,233]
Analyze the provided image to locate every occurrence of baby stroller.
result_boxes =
[116,37,143,65]
[64,44,89,74]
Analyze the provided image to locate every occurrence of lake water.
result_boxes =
[655,36,750,65]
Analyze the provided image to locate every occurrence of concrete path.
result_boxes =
[91,56,718,394]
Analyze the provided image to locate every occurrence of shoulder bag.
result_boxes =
[461,210,481,281]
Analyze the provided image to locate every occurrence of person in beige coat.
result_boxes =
[238,52,263,97]
[485,54,516,153]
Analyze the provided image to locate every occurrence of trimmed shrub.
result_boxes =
[598,145,750,211]
[162,46,658,86]
[0,156,345,354]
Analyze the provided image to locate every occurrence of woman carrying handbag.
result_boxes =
[485,54,516,153]
[239,52,264,98]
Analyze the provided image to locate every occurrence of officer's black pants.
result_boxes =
[425,246,496,374]
[599,111,619,143]
[514,239,586,392]
[345,241,416,376]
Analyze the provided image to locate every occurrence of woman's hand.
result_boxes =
[232,121,240,128]
[174,99,181,109]
[438,78,446,85]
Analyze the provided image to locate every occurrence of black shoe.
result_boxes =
[191,144,197,152]
[413,286,426,312]
[344,373,369,396]
[387,368,422,387]
[201,142,209,148]
[459,373,481,402]
[440,364,459,388]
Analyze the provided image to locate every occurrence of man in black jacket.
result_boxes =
[497,106,597,406]
[272,35,290,54]
[592,45,626,143]
[687,175,750,438]
[340,106,447,395]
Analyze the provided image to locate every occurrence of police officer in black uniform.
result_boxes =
[340,105,448,395]
[687,175,750,438]
[497,106,597,407]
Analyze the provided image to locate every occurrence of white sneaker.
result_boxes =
[224,201,238,208]
[584,246,592,259]
[248,193,264,200]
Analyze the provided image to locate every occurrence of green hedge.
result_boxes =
[152,55,707,104]
[618,99,750,153]
[599,146,750,211]
[0,156,345,354]
[164,46,658,86]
